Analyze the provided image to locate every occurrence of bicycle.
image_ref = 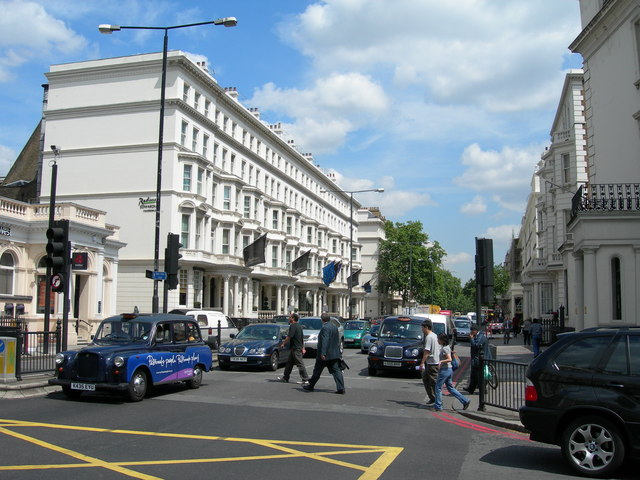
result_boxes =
[483,362,499,389]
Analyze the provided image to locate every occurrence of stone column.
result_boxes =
[242,278,249,316]
[573,252,584,331]
[583,247,598,329]
[276,283,282,315]
[222,275,230,316]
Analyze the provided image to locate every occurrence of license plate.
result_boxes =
[71,382,95,391]
[231,357,247,362]
[383,361,402,367]
[345,339,354,343]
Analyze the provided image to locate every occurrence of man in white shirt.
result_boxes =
[419,319,440,406]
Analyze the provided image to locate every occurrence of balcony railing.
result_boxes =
[571,183,640,221]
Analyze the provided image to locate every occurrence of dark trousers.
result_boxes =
[532,335,542,357]
[308,358,344,391]
[523,331,531,345]
[466,362,480,393]
[282,348,308,381]
[422,364,439,402]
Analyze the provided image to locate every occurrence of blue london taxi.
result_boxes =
[48,312,213,401]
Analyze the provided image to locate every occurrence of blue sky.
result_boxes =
[0,0,583,283]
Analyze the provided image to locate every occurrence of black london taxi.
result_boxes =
[367,316,425,377]
[49,312,213,402]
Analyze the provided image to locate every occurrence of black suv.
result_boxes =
[519,327,640,477]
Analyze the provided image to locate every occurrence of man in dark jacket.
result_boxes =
[303,313,345,394]
[278,312,309,384]
[463,324,491,394]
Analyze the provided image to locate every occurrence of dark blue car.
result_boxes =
[49,313,213,402]
[217,323,290,371]
[367,316,424,377]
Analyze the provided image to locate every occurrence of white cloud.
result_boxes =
[0,144,15,176]
[461,195,487,215]
[249,73,389,153]
[324,170,435,217]
[281,0,580,111]
[445,251,473,267]
[454,142,544,212]
[0,0,86,81]
[481,224,520,244]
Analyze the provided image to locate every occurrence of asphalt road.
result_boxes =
[0,345,637,479]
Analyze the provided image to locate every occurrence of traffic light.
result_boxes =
[46,220,70,292]
[165,233,182,290]
[476,238,494,304]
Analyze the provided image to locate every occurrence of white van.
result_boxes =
[169,309,238,349]
[413,313,455,339]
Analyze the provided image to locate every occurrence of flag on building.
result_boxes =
[243,233,267,267]
[363,280,372,293]
[347,269,361,288]
[322,260,342,286]
[291,250,311,276]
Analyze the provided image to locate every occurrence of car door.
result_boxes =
[147,321,180,383]
[541,335,611,405]
[593,333,640,424]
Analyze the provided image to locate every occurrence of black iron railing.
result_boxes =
[571,183,640,220]
[479,357,528,412]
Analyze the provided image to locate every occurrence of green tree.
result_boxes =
[377,220,446,308]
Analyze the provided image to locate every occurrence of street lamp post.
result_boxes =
[321,187,384,320]
[99,18,237,313]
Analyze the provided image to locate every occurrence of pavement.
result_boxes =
[0,333,535,434]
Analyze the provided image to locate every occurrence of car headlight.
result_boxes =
[55,353,65,365]
[220,347,229,353]
[369,345,378,354]
[114,356,125,367]
[248,347,265,354]
[406,348,419,357]
[356,333,362,338]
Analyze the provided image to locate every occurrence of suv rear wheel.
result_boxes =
[561,416,625,478]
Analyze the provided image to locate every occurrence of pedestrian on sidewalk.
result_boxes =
[463,324,491,395]
[431,333,470,412]
[503,318,512,344]
[303,313,345,394]
[277,312,309,384]
[419,319,440,406]
[522,318,532,345]
[530,318,543,357]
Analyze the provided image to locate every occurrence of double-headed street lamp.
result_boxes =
[321,187,384,320]
[98,18,237,313]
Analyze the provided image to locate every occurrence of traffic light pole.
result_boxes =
[43,161,57,351]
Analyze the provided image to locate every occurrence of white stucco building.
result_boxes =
[356,207,401,319]
[41,51,370,318]
[520,70,588,322]
[0,198,124,342]
[561,0,640,328]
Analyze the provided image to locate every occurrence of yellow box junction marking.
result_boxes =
[0,419,402,480]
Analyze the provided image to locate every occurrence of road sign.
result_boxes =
[51,274,63,290]
[145,270,167,280]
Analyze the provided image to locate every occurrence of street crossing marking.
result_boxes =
[0,418,403,479]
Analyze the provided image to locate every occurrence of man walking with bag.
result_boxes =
[303,313,345,394]
[277,312,309,385]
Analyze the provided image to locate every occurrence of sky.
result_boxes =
[0,0,584,283]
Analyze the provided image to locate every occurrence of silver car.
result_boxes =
[360,324,380,353]
[299,316,344,356]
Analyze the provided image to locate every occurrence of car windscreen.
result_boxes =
[299,318,322,330]
[345,321,365,330]
[379,321,423,340]
[368,325,380,336]
[236,325,280,340]
[455,320,470,328]
[94,320,152,344]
